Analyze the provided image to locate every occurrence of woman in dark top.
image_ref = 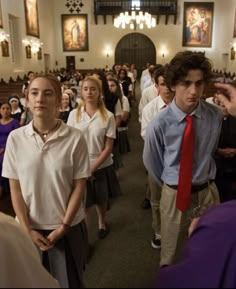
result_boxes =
[92,70,118,114]
[117,68,132,104]
[0,102,19,197]
[8,95,23,122]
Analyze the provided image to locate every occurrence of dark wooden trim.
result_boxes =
[94,0,178,25]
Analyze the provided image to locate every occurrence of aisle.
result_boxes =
[84,92,160,288]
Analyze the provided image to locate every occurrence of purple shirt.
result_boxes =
[155,201,236,288]
[0,119,19,163]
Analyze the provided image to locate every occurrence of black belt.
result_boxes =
[166,180,214,193]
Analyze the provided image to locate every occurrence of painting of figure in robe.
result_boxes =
[61,14,88,51]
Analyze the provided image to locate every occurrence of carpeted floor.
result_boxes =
[84,89,160,288]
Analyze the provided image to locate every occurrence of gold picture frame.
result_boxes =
[1,40,9,57]
[61,14,89,51]
[25,45,32,59]
[0,0,3,28]
[233,9,236,38]
[24,0,40,38]
[183,2,214,48]
[37,47,42,60]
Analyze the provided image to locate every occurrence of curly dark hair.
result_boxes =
[165,51,213,90]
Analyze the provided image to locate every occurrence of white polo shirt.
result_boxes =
[122,96,130,112]
[67,108,116,169]
[139,84,158,122]
[115,99,122,116]
[2,121,90,230]
[141,95,167,140]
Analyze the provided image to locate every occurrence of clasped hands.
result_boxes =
[29,225,68,251]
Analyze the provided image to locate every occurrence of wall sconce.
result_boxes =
[160,47,168,62]
[160,50,167,58]
[104,46,112,58]
[22,37,43,55]
[0,29,10,42]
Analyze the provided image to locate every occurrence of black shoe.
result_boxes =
[98,225,110,239]
[141,198,151,209]
[151,234,161,249]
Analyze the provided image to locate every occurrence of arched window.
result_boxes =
[132,1,141,10]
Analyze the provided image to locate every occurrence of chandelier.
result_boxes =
[114,11,156,30]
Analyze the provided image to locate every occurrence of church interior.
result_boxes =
[1,0,236,288]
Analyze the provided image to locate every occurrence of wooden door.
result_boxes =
[115,33,156,78]
[66,56,76,72]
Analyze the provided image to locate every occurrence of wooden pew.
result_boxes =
[0,82,23,103]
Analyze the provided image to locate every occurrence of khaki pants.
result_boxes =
[160,182,220,266]
[149,174,162,235]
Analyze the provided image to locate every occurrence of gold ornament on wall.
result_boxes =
[25,45,32,59]
[1,40,9,57]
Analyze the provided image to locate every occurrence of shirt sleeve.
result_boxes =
[143,119,164,186]
[115,100,122,116]
[2,133,19,180]
[212,112,223,153]
[67,109,76,127]
[139,91,149,123]
[73,132,91,180]
[106,114,116,139]
[122,96,130,112]
[141,105,151,140]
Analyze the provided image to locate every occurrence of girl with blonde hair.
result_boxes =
[67,76,121,239]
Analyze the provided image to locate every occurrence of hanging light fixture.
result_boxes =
[114,11,156,30]
[22,37,43,54]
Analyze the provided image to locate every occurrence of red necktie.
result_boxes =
[176,115,194,212]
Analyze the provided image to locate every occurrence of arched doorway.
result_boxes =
[115,33,156,78]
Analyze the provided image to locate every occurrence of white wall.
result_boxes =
[53,0,236,72]
[1,0,236,81]
[0,0,55,81]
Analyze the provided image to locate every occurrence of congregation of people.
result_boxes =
[1,50,236,288]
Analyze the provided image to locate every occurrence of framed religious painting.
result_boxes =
[37,47,42,60]
[233,9,236,38]
[0,0,3,28]
[25,45,32,59]
[182,2,214,47]
[61,14,89,51]
[1,40,9,57]
[24,0,40,38]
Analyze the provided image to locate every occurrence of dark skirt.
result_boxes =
[86,165,121,208]
[37,221,88,288]
[118,128,131,155]
[112,142,123,170]
[0,157,10,196]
